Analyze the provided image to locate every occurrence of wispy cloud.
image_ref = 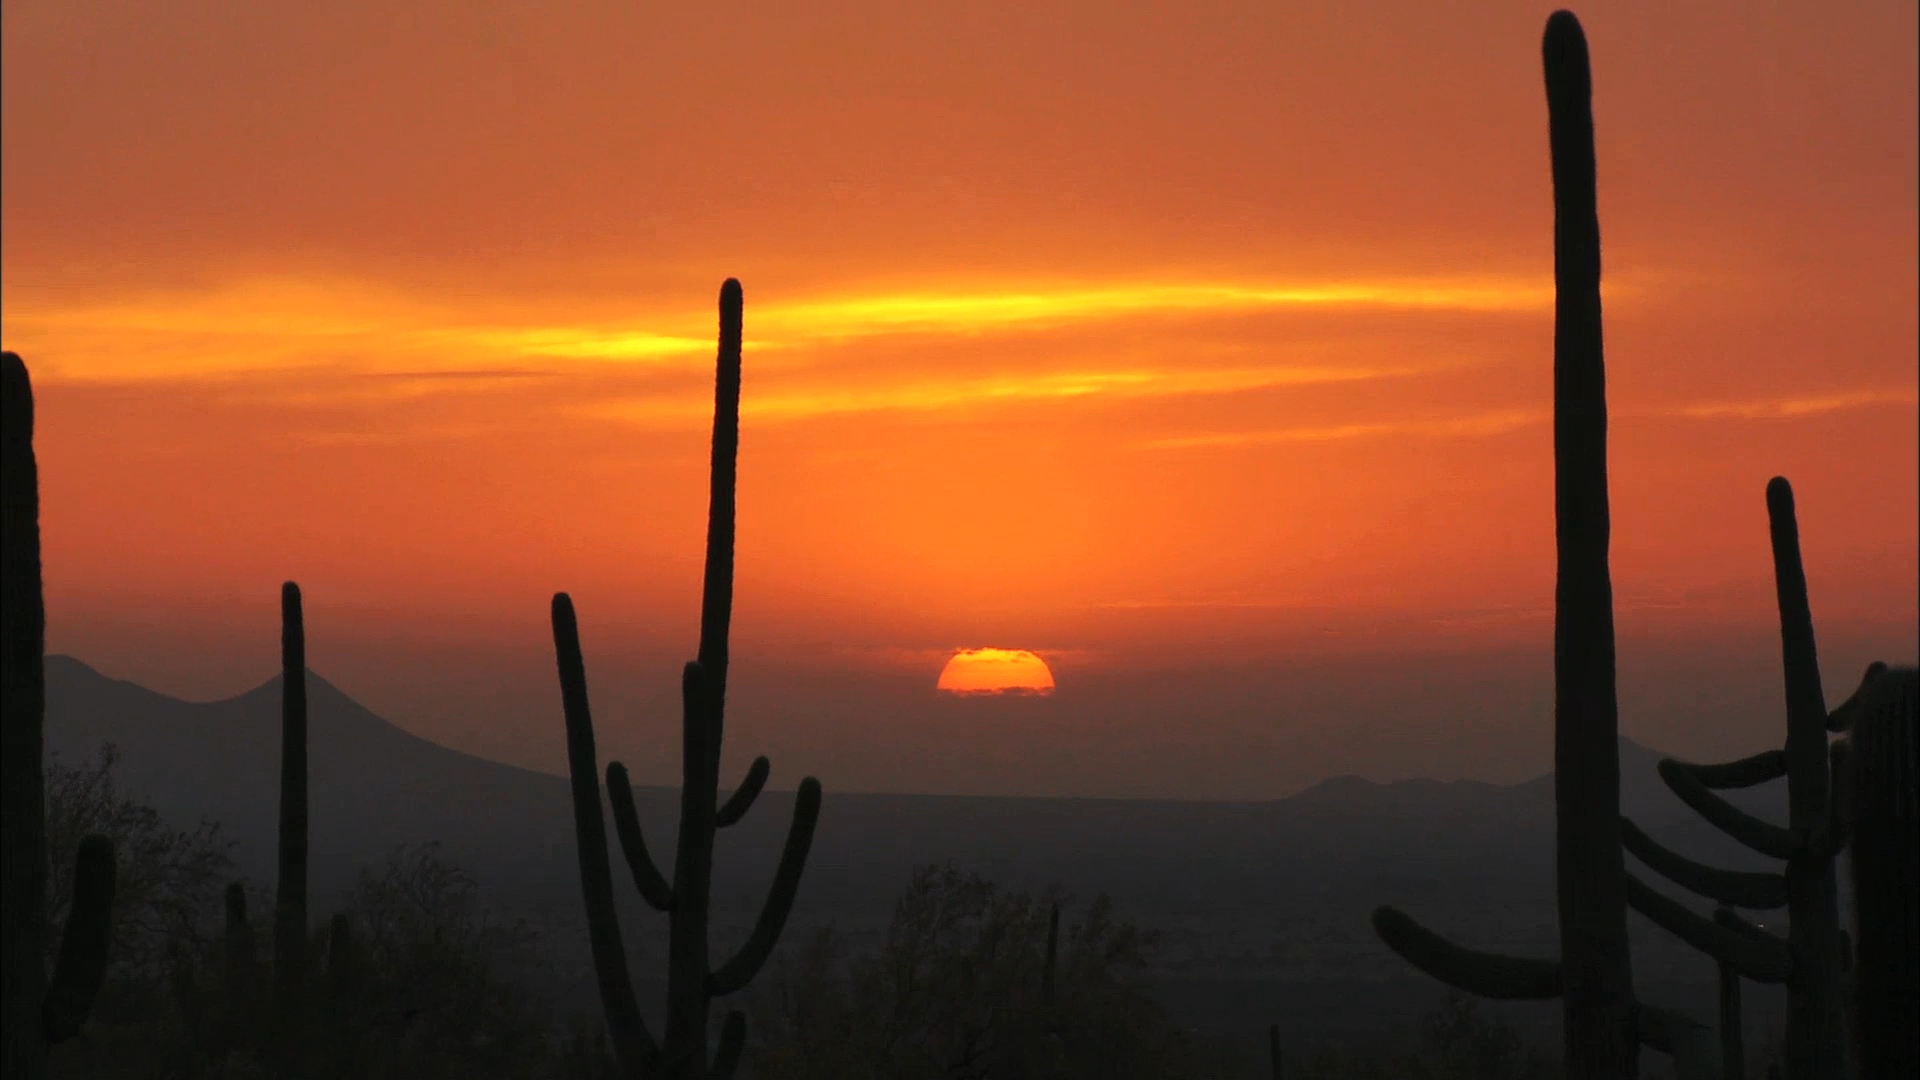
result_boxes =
[748,278,1560,341]
[1654,388,1918,420]
[1091,596,1327,611]
[1,272,1561,382]
[1141,386,1920,450]
[585,361,1433,426]
[1141,407,1547,449]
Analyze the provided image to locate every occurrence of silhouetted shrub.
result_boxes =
[44,744,234,979]
[744,863,1205,1079]
[42,750,579,1079]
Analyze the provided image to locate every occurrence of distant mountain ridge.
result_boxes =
[44,653,1785,911]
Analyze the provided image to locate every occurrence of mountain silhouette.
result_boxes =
[44,653,1785,912]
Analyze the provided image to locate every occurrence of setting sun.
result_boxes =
[936,648,1057,696]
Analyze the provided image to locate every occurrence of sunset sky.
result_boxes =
[4,1,1915,798]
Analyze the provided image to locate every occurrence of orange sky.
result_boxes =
[4,1,1915,797]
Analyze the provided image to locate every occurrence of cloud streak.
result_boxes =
[2,272,1560,382]
[1142,387,1920,450]
[585,361,1434,426]
[1655,388,1919,420]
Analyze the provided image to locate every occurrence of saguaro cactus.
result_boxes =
[554,280,823,1080]
[1617,477,1848,1080]
[273,581,310,1028]
[1830,661,1918,1078]
[2,352,118,1080]
[1368,17,1714,1079]
[192,582,352,1073]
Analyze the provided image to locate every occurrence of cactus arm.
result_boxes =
[1620,816,1789,909]
[1370,907,1562,1000]
[707,777,823,997]
[1624,873,1792,983]
[1683,749,1788,790]
[605,763,676,912]
[551,593,660,1070]
[1658,759,1798,859]
[709,1011,746,1080]
[42,834,116,1043]
[1634,1005,1720,1080]
[715,756,770,828]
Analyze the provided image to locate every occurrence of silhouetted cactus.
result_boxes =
[274,580,310,1027]
[2,352,119,1080]
[1617,477,1848,1080]
[554,279,822,1080]
[1367,17,1716,1079]
[1268,1022,1284,1080]
[1830,661,1918,1078]
[224,882,256,993]
[1042,901,1060,1003]
[190,582,360,1075]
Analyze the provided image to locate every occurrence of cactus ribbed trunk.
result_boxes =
[661,281,744,1074]
[663,659,718,1074]
[273,582,309,1027]
[1543,13,1637,1079]
[2,352,52,1080]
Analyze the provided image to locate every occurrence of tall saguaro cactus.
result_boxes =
[273,581,310,1027]
[1368,17,1715,1079]
[2,352,118,1080]
[191,582,359,1074]
[1617,477,1848,1080]
[554,280,823,1080]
